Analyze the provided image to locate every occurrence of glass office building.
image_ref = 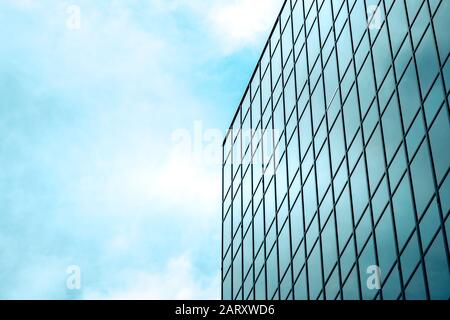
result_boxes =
[222,0,450,300]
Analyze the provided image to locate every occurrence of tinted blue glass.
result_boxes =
[223,0,449,300]
[322,215,338,278]
[359,238,377,300]
[426,233,450,299]
[223,269,232,300]
[342,267,359,300]
[278,222,292,277]
[267,246,279,298]
[429,107,450,184]
[233,247,243,299]
[308,241,323,299]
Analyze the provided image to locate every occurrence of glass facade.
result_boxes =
[222,0,450,300]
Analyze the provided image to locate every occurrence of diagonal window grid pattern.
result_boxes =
[222,0,450,300]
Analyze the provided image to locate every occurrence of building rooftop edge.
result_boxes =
[222,0,290,147]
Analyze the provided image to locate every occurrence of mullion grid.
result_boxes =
[222,0,449,300]
[406,0,439,296]
[230,112,236,299]
[304,0,436,133]
[310,60,448,298]
[398,0,435,300]
[315,0,345,300]
[241,62,270,300]
[249,71,257,301]
[338,117,450,300]
[230,119,243,300]
[277,3,297,300]
[362,0,427,300]
[313,0,338,300]
[238,63,266,300]
[379,0,431,300]
[307,0,446,298]
[343,0,372,300]
[225,1,368,174]
[267,19,283,301]
[222,0,327,299]
[284,3,400,298]
[222,126,235,298]
[246,5,290,301]
[240,0,315,300]
[230,64,263,299]
[244,59,273,299]
[423,0,449,121]
[300,0,325,300]
[245,54,283,299]
[289,0,380,167]
[290,68,448,300]
[267,0,321,300]
[288,0,313,301]
[223,88,253,300]
[403,0,450,278]
[327,0,346,300]
[287,0,371,300]
[221,127,225,299]
[393,175,450,298]
[260,59,270,300]
[355,0,393,300]
[289,0,312,300]
[246,0,365,197]
[226,16,445,302]
[316,99,449,300]
[238,96,245,300]
[223,0,439,253]
[423,0,450,277]
[223,0,368,294]
[293,0,352,108]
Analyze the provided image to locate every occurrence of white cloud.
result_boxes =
[3,0,222,219]
[6,0,35,9]
[83,254,220,300]
[208,0,284,53]
[151,150,221,215]
[146,0,285,54]
[0,0,253,300]
[65,143,221,218]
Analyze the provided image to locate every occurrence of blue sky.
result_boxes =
[0,0,283,299]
